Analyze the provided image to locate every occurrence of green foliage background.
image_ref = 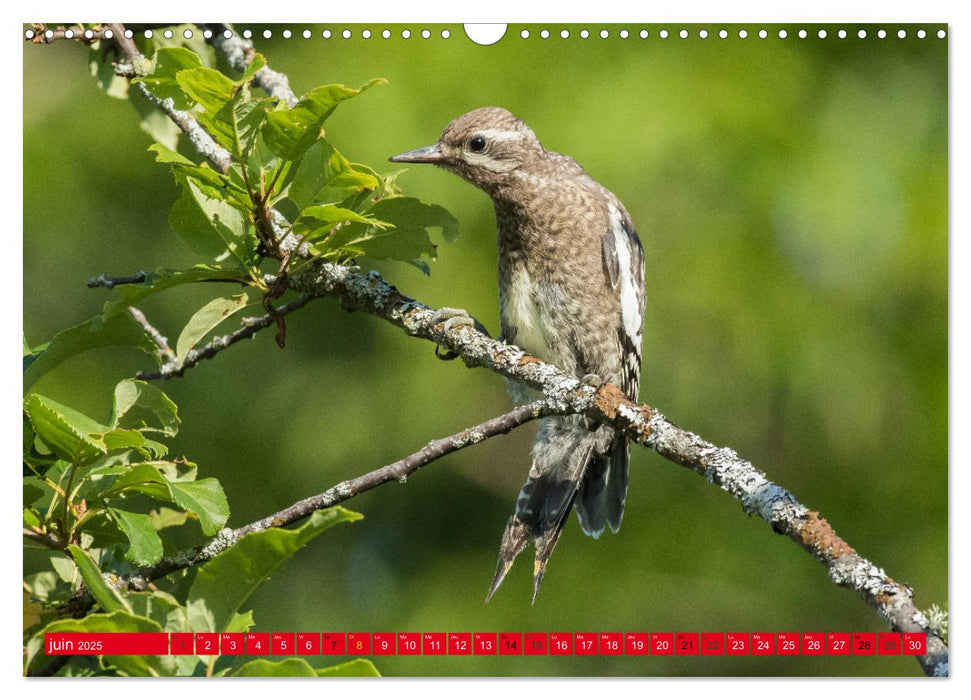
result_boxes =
[23,24,946,676]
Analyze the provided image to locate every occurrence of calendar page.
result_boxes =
[22,18,948,678]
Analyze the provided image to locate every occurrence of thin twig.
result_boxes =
[135,294,313,380]
[86,271,148,289]
[87,272,248,289]
[24,23,178,44]
[67,400,551,610]
[127,306,176,364]
[23,527,65,551]
[25,24,108,44]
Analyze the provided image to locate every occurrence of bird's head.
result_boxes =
[390,107,545,192]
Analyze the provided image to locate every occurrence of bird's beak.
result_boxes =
[389,143,444,164]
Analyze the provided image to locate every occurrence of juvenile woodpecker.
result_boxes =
[391,107,645,603]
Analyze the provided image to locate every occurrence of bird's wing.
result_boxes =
[601,201,645,400]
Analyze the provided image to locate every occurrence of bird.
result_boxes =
[390,107,645,603]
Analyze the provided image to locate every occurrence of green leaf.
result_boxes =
[50,553,78,583]
[225,609,255,634]
[233,658,317,677]
[22,509,40,529]
[148,24,217,66]
[168,479,229,536]
[327,197,460,273]
[237,53,267,85]
[24,570,64,604]
[232,99,270,159]
[25,610,165,677]
[176,66,236,114]
[102,429,147,451]
[357,227,438,274]
[176,293,249,360]
[292,205,388,245]
[102,464,228,535]
[186,508,361,633]
[263,80,385,160]
[195,102,238,154]
[110,379,180,438]
[140,438,170,460]
[127,590,187,632]
[24,394,109,463]
[102,463,172,500]
[23,410,35,451]
[23,313,158,391]
[370,196,460,243]
[316,658,381,677]
[148,142,231,191]
[137,47,203,110]
[68,545,131,614]
[286,139,379,213]
[23,482,44,507]
[148,507,190,530]
[169,179,256,265]
[108,507,164,565]
[245,133,283,193]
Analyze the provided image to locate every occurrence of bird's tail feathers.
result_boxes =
[487,419,598,603]
[605,436,629,533]
[576,435,629,536]
[485,514,529,603]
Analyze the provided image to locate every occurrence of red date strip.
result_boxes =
[44,631,927,657]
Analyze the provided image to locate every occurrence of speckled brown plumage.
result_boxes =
[391,107,645,602]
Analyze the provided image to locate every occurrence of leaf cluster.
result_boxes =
[133,45,457,278]
[21,30,461,677]
[23,379,369,676]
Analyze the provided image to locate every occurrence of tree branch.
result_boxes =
[25,24,109,44]
[86,271,148,289]
[127,306,176,364]
[283,261,949,677]
[25,23,179,44]
[135,293,313,380]
[67,399,551,610]
[23,527,65,551]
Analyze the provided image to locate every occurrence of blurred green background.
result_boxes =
[23,23,947,676]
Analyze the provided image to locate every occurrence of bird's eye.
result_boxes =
[469,136,487,152]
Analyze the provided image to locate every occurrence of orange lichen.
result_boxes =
[593,384,626,420]
[799,511,856,559]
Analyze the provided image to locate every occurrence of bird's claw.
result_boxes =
[580,373,604,388]
[429,307,490,361]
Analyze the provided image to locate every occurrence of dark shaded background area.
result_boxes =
[23,24,947,675]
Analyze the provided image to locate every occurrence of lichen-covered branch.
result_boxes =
[68,399,551,611]
[285,260,948,677]
[127,306,176,364]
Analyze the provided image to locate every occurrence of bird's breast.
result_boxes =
[501,264,554,362]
